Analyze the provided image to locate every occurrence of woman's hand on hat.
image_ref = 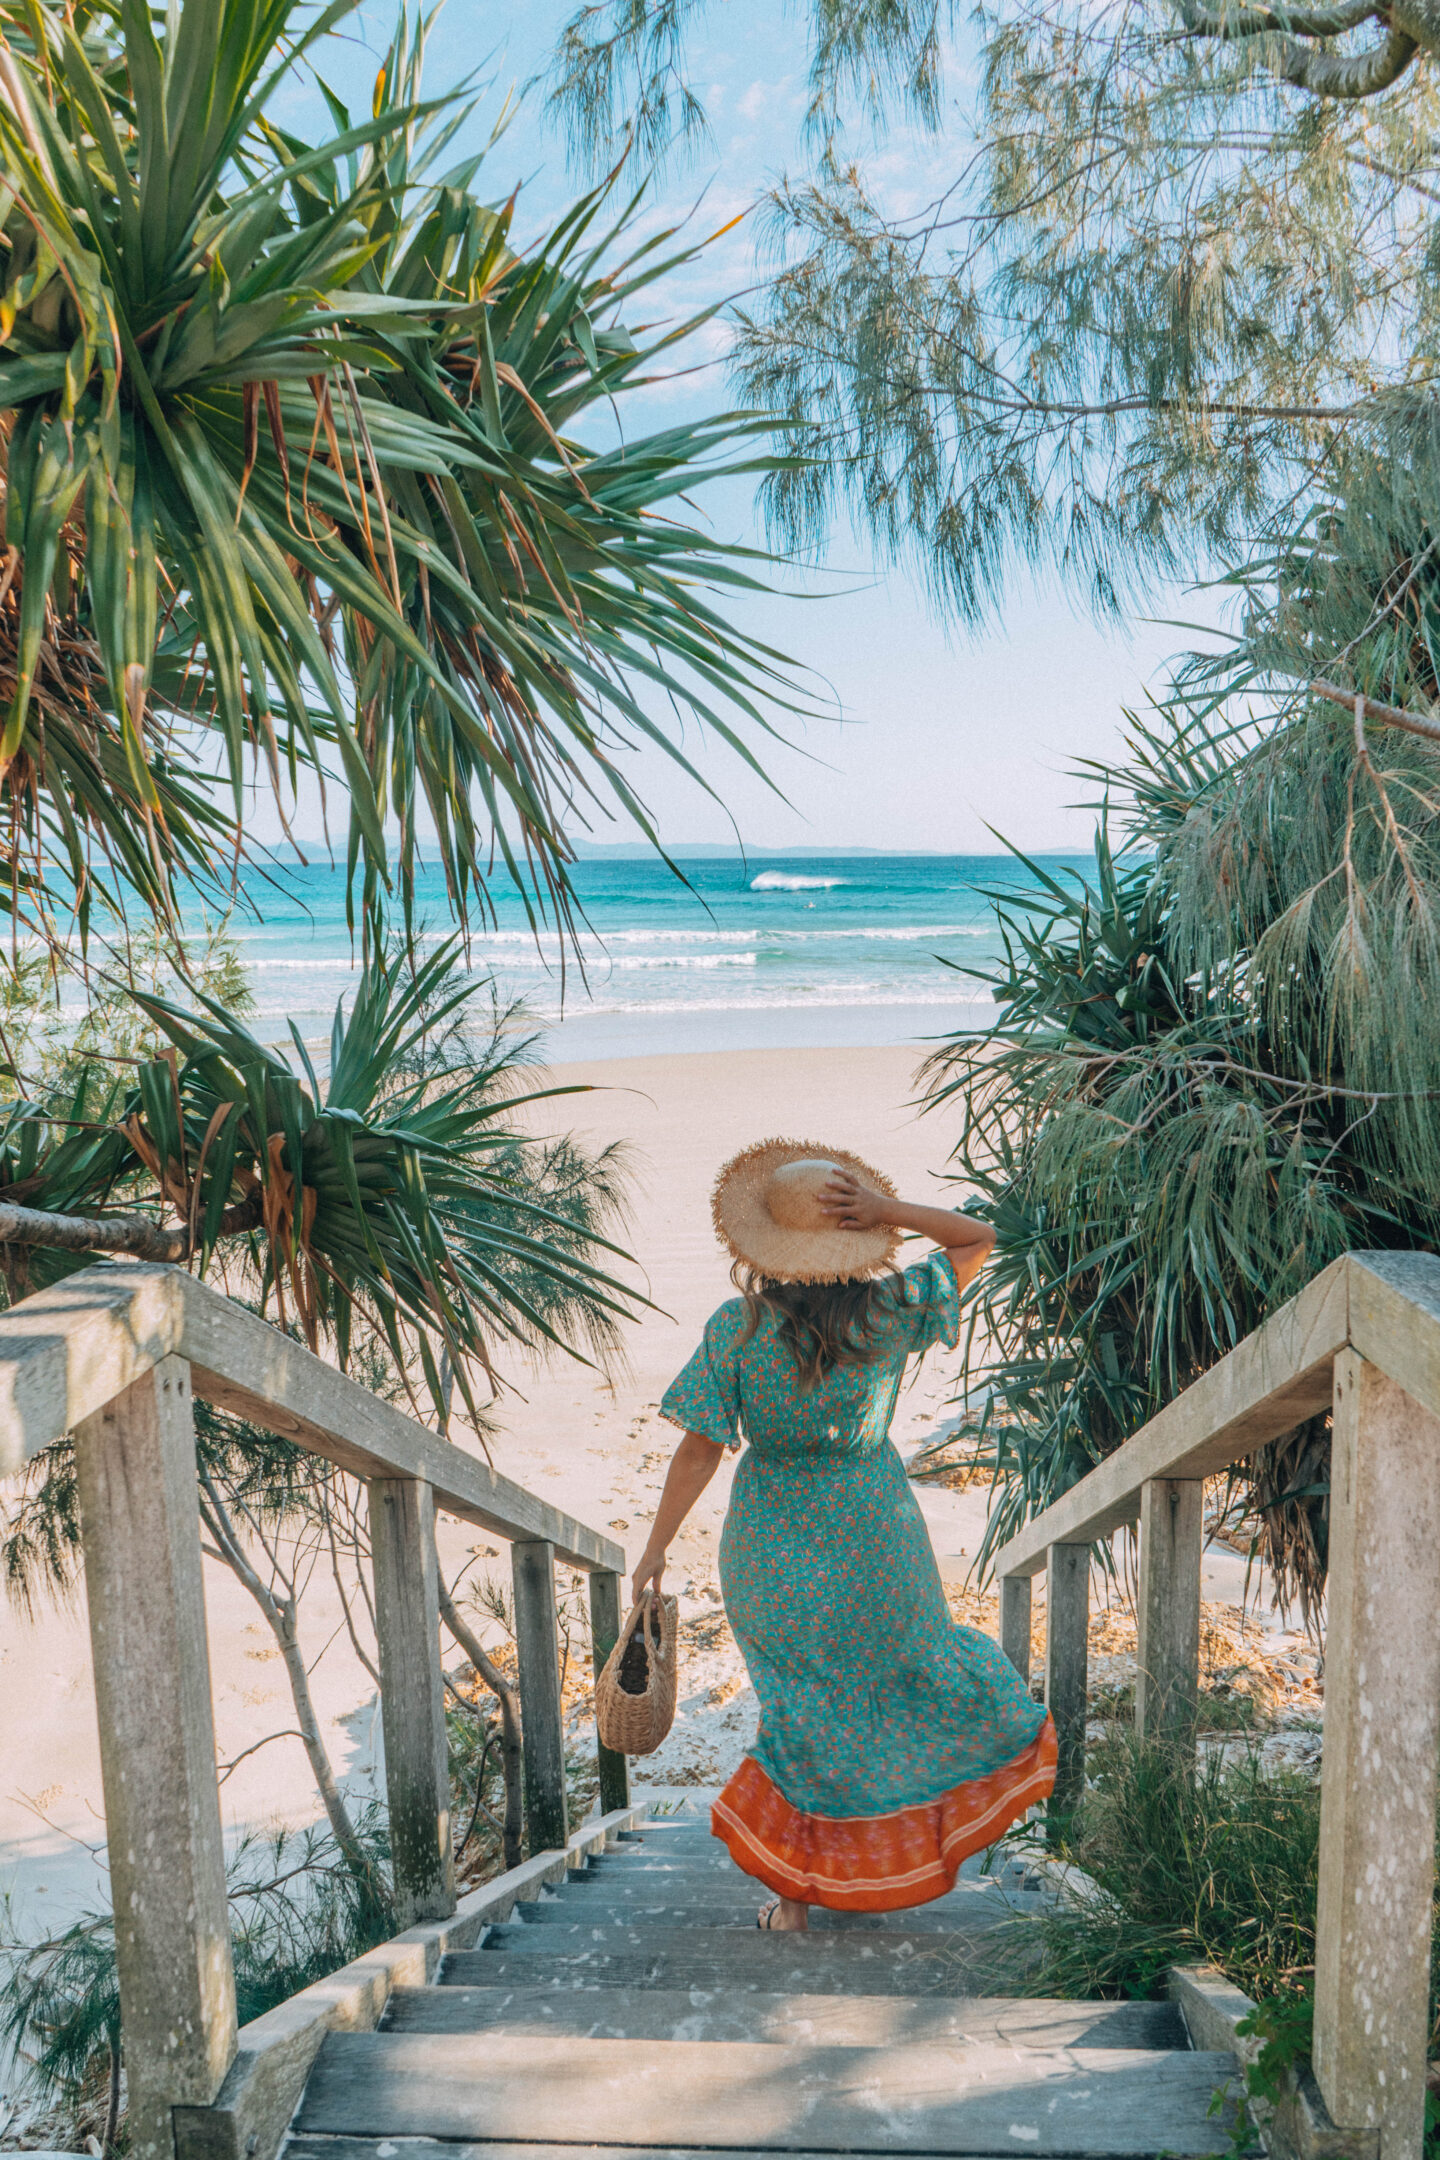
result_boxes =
[817,1167,893,1230]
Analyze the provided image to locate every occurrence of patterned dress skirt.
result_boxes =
[709,1440,1055,1910]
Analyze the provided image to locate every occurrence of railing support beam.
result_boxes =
[512,1538,569,1853]
[1135,1478,1203,1751]
[1000,1574,1032,1685]
[1044,1542,1089,1834]
[588,1568,631,1816]
[370,1476,455,1928]
[74,1356,237,2160]
[1314,1352,1440,2160]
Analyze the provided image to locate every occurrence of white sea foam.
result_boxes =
[749,872,850,891]
[608,952,758,971]
[526,991,982,1016]
[782,924,991,942]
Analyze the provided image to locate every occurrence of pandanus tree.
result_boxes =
[0,0,806,1378]
[0,0,799,949]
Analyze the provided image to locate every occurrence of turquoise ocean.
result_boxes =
[231,851,1090,1062]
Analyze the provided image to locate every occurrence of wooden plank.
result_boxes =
[1135,1480,1202,1749]
[287,2134,1231,2160]
[999,1574,1032,1683]
[441,1924,1035,1996]
[1313,1353,1440,2159]
[370,1478,455,1929]
[74,1357,237,2160]
[0,1263,187,1476]
[992,1255,1352,1578]
[381,1983,1187,2048]
[173,1807,647,2160]
[295,2032,1243,2154]
[0,1263,623,1573]
[179,1275,625,1573]
[1346,1250,1440,1426]
[589,1569,631,1815]
[491,1903,1013,1937]
[1043,1545,1089,1827]
[512,1539,569,1854]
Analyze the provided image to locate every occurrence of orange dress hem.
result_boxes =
[709,1716,1058,1912]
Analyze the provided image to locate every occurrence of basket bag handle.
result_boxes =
[620,1589,675,1675]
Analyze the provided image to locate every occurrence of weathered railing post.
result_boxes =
[1044,1542,1089,1832]
[1135,1478,1202,1751]
[370,1476,455,1928]
[999,1573,1032,1685]
[588,1567,631,1815]
[1313,1351,1440,2160]
[73,1356,238,2160]
[512,1538,569,1852]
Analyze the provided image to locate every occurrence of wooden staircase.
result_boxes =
[285,1817,1241,2160]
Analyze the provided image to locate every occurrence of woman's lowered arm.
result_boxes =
[631,1430,726,1603]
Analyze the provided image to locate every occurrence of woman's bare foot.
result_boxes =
[757,1896,810,1931]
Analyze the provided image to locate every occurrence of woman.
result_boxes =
[632,1137,1056,1931]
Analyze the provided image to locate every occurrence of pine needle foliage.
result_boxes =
[548,0,1440,640]
[926,694,1440,1617]
[0,0,807,956]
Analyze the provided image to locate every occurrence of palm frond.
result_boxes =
[0,0,808,956]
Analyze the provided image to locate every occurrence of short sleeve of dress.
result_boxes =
[898,1249,962,1357]
[660,1304,744,1451]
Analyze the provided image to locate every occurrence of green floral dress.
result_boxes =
[661,1252,1055,1911]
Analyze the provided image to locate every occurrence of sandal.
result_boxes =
[757,1898,782,1929]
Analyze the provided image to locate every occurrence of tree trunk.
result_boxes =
[196,1480,380,1893]
[439,1580,524,1871]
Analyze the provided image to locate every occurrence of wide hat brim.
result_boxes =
[711,1136,901,1285]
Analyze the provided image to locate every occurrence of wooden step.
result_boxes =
[295,2031,1241,2154]
[385,1980,1188,2050]
[505,1897,1020,1934]
[540,1875,1029,1907]
[445,1925,1040,1995]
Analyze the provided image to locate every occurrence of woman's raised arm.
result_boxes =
[817,1168,997,1295]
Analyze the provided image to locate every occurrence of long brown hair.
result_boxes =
[734,1263,899,1392]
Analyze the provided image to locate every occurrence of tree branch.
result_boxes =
[0,1186,265,1264]
[1311,677,1440,744]
[1181,0,1380,37]
[439,1578,524,1871]
[1274,22,1419,96]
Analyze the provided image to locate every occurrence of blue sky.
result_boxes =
[260,0,1218,858]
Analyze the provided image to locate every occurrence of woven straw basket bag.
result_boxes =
[595,1593,679,1756]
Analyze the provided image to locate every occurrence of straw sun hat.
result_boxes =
[711,1137,901,1286]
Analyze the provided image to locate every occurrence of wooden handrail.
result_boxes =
[0,1260,623,1573]
[993,1246,1440,2160]
[0,1260,630,2160]
[991,1250,1440,1578]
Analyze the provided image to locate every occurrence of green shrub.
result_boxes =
[0,1811,394,2152]
[1024,1735,1440,2045]
[1027,1735,1324,2005]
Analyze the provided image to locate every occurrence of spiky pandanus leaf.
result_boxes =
[0,942,642,1424]
[0,0,806,954]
